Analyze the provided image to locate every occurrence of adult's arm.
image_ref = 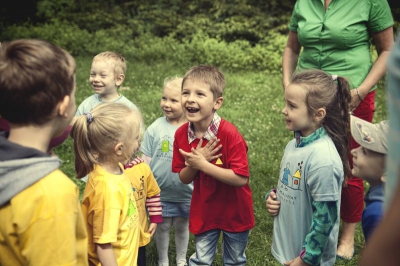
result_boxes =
[350,27,394,110]
[282,31,301,90]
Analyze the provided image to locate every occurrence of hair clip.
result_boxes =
[84,112,93,124]
[331,75,337,81]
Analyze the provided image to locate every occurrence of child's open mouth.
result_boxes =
[187,107,199,113]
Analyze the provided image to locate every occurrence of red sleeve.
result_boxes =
[172,125,187,173]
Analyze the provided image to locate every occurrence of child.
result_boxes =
[71,102,142,265]
[350,116,388,243]
[124,161,163,266]
[266,69,351,266]
[140,77,193,266]
[75,51,139,116]
[0,39,87,265]
[172,65,255,265]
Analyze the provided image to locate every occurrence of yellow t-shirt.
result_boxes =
[82,164,139,266]
[0,170,88,266]
[125,163,161,247]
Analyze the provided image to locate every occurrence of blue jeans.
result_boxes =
[189,229,249,266]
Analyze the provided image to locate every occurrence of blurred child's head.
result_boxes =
[181,65,225,125]
[90,51,126,97]
[0,39,76,135]
[161,76,185,123]
[284,69,352,177]
[350,115,388,186]
[70,102,142,178]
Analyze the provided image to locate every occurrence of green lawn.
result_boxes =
[55,56,388,265]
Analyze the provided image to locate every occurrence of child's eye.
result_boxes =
[101,75,107,78]
[161,96,166,100]
[182,91,189,95]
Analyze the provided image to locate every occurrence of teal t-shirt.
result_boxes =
[289,0,393,89]
[271,131,343,266]
[140,117,193,202]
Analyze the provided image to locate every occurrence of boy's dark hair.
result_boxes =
[0,39,76,125]
[182,65,225,99]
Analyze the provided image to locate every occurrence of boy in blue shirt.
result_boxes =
[350,115,388,243]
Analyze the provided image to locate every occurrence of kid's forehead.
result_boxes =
[182,78,211,90]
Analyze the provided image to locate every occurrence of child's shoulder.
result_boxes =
[218,119,245,139]
[125,161,151,175]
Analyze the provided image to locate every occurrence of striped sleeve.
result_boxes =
[146,194,163,223]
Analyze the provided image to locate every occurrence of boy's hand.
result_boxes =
[124,156,144,169]
[148,223,157,238]
[179,148,208,170]
[266,191,281,216]
[195,138,222,162]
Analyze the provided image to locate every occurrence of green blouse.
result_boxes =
[289,0,393,89]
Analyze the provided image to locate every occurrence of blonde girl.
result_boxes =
[266,69,351,266]
[71,102,142,266]
[140,77,192,266]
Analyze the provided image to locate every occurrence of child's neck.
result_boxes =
[191,116,214,139]
[99,161,123,175]
[99,92,120,102]
[7,123,54,154]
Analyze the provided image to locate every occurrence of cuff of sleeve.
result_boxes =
[299,248,314,265]
[264,188,276,201]
[149,215,163,223]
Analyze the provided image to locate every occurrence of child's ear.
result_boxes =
[115,74,125,87]
[314,108,326,123]
[213,97,224,111]
[114,143,124,156]
[57,95,71,118]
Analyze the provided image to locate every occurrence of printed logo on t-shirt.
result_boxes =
[215,158,223,165]
[157,135,173,162]
[277,161,303,206]
[280,161,303,191]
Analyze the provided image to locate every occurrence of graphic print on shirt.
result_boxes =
[136,176,145,201]
[280,161,303,191]
[156,135,173,162]
[127,191,139,229]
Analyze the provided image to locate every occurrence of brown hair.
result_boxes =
[0,39,75,125]
[70,102,142,179]
[291,69,351,179]
[93,51,126,79]
[182,65,225,99]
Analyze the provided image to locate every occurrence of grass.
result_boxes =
[55,56,388,265]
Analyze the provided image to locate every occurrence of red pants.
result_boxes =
[340,91,375,223]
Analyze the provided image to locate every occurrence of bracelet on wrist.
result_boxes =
[356,88,363,102]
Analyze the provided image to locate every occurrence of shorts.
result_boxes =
[161,201,190,219]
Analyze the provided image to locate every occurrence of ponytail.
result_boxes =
[70,115,97,179]
[322,76,351,180]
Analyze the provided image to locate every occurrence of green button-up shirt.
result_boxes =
[289,0,393,89]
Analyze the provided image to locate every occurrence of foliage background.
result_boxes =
[0,0,399,265]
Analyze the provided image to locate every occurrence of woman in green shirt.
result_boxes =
[282,0,393,261]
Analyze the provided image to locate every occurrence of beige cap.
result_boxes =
[350,115,388,155]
